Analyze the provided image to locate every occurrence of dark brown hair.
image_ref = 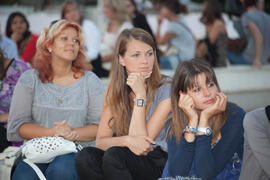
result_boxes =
[6,12,31,42]
[200,0,223,24]
[168,59,228,143]
[159,0,188,14]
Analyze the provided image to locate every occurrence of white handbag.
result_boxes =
[21,136,80,180]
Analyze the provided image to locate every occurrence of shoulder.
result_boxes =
[82,19,98,29]
[84,71,105,93]
[17,69,39,88]
[1,35,16,46]
[30,33,39,40]
[243,107,267,131]
[226,102,246,126]
[154,76,172,100]
[13,58,30,68]
[120,21,133,30]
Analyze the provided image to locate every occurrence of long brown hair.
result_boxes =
[32,19,91,83]
[200,0,223,25]
[106,28,161,136]
[169,59,228,143]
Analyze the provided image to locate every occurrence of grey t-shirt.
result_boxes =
[146,76,172,152]
[240,107,270,180]
[7,69,105,147]
[167,21,195,62]
[242,10,270,64]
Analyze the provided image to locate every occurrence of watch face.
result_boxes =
[138,99,144,106]
[205,127,212,136]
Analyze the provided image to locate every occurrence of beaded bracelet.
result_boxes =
[183,126,198,135]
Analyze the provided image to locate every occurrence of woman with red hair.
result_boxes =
[7,19,105,180]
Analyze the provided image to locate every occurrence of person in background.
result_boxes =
[101,0,133,63]
[227,0,270,67]
[61,0,109,77]
[5,12,38,63]
[125,0,154,38]
[0,26,18,59]
[196,0,228,67]
[76,28,171,180]
[225,0,246,38]
[155,0,195,69]
[0,48,29,152]
[7,20,105,180]
[162,59,245,180]
[239,105,270,180]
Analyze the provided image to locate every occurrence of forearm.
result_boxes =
[96,136,129,151]
[128,106,147,136]
[194,135,215,179]
[168,136,195,177]
[18,123,55,140]
[73,124,98,141]
[0,113,8,123]
[101,53,113,62]
[254,33,263,61]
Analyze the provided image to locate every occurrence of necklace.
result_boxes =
[57,88,65,104]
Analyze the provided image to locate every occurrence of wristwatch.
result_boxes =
[134,98,147,107]
[197,127,212,136]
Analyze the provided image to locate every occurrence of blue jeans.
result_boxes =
[227,52,251,65]
[12,153,78,180]
[159,55,180,70]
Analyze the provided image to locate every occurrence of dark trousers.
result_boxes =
[0,125,11,152]
[76,146,167,180]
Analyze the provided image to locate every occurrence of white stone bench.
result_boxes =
[101,64,270,111]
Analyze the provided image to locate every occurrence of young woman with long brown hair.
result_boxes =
[76,28,171,180]
[162,59,245,180]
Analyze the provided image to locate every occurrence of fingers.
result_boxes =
[143,136,156,145]
[217,92,227,111]
[126,73,141,86]
[143,71,152,79]
[179,91,194,109]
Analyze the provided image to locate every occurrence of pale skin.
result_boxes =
[178,73,227,142]
[155,6,176,46]
[239,1,263,68]
[96,39,171,155]
[246,7,263,68]
[101,0,121,62]
[18,27,98,142]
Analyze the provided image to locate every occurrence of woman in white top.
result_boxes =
[61,0,109,77]
[101,0,133,63]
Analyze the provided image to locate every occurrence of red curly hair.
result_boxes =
[32,19,91,83]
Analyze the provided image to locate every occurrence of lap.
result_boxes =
[12,153,78,180]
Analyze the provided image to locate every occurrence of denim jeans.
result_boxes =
[12,153,78,180]
[160,55,180,70]
[227,52,251,65]
[76,146,167,180]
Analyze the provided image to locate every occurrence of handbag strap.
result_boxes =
[177,20,196,42]
[23,159,46,180]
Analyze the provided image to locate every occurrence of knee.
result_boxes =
[46,153,78,180]
[12,160,39,180]
[102,147,128,167]
[76,147,103,168]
